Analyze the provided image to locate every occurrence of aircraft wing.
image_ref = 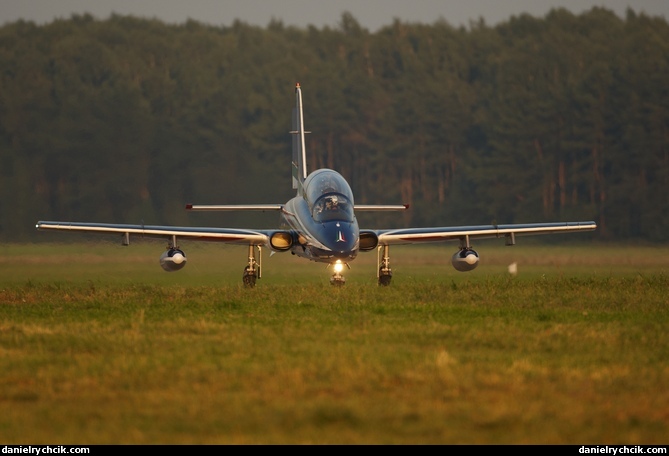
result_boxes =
[185,204,283,211]
[186,204,409,212]
[36,221,270,245]
[354,204,409,211]
[373,221,597,245]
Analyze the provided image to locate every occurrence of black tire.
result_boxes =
[243,267,257,288]
[378,272,392,286]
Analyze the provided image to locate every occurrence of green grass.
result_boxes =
[1,242,668,443]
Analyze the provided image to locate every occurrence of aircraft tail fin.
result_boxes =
[291,83,308,192]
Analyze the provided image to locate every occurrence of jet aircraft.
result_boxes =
[36,83,597,287]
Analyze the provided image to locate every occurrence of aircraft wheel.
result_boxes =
[330,276,345,286]
[378,270,392,286]
[243,267,257,288]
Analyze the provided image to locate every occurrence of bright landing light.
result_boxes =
[333,260,344,273]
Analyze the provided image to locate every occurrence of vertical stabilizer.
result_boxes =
[291,83,308,192]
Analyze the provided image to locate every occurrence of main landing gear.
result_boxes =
[243,245,262,288]
[377,245,392,286]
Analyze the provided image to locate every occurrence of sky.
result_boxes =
[1,0,668,30]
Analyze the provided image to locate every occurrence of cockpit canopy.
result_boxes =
[303,169,355,222]
[312,193,353,222]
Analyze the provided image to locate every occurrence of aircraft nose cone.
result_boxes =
[323,222,357,254]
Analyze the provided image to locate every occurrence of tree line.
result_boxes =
[1,7,667,241]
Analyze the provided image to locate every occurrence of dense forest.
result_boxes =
[1,7,668,241]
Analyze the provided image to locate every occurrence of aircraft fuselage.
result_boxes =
[281,168,359,263]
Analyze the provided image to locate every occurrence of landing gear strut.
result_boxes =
[377,244,392,286]
[243,245,261,288]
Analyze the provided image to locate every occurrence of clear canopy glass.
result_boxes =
[312,193,353,222]
[305,171,355,222]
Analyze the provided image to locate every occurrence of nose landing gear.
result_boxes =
[329,260,347,286]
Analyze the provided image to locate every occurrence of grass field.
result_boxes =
[1,242,668,444]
